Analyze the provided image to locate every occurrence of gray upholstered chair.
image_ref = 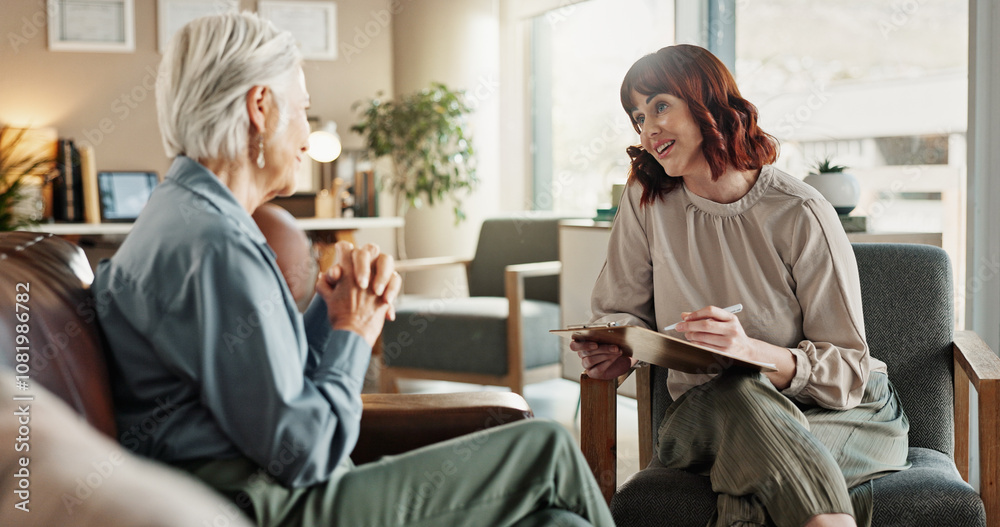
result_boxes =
[379,216,567,395]
[581,243,1000,526]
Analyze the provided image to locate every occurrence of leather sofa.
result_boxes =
[0,231,533,525]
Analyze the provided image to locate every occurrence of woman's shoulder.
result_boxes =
[761,165,826,204]
[138,181,245,243]
[756,165,842,230]
[115,180,263,278]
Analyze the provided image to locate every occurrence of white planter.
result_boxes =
[803,171,861,215]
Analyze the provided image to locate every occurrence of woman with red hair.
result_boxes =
[573,45,909,527]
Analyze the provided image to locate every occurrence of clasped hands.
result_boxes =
[315,241,402,347]
[572,305,754,380]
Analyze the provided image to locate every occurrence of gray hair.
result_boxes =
[156,11,302,161]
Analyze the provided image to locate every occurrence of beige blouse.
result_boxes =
[590,165,885,410]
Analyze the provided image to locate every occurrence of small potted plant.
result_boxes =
[804,156,860,215]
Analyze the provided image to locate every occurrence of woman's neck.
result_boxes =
[198,157,268,213]
[682,165,761,204]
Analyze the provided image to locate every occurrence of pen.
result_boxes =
[663,303,743,331]
[566,322,619,329]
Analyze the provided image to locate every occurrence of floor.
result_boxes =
[381,377,643,487]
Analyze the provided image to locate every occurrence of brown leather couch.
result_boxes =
[0,231,533,525]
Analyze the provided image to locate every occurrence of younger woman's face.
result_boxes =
[629,91,708,179]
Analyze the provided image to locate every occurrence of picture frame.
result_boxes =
[47,0,135,52]
[258,1,337,61]
[157,0,239,53]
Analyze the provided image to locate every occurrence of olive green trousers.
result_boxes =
[657,370,910,527]
[179,419,613,527]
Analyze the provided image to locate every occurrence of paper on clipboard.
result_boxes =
[551,325,777,374]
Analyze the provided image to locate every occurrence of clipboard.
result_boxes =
[551,325,777,373]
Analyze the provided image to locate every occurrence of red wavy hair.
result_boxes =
[620,45,778,206]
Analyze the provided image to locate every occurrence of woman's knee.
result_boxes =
[710,368,770,397]
[508,420,581,460]
[519,419,573,444]
[666,369,808,437]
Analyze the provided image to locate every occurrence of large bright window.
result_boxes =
[530,0,968,318]
[530,0,675,213]
[735,0,968,321]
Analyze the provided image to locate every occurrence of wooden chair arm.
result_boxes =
[351,392,533,464]
[395,256,472,273]
[505,260,563,278]
[502,261,563,394]
[580,364,648,504]
[953,330,1000,524]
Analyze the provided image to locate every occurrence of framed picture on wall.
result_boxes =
[157,0,239,53]
[47,0,135,52]
[258,1,337,61]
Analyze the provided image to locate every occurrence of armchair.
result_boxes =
[0,231,533,525]
[379,216,567,395]
[581,243,1000,526]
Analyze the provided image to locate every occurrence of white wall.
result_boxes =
[391,0,502,293]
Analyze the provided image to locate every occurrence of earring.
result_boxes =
[256,135,266,169]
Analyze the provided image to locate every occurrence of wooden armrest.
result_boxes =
[502,260,563,393]
[580,363,650,504]
[953,330,1000,523]
[954,330,1000,387]
[581,373,620,504]
[395,256,472,273]
[505,260,562,278]
[351,392,533,464]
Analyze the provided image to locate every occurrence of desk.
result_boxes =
[29,217,404,271]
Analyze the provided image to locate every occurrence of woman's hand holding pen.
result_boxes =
[571,339,634,380]
[673,305,754,359]
[675,305,796,390]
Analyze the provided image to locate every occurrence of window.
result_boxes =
[530,0,675,213]
[735,0,968,322]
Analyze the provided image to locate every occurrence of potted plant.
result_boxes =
[351,82,478,256]
[0,126,53,231]
[803,156,861,215]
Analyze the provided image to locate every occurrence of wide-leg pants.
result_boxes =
[179,419,614,527]
[656,370,909,527]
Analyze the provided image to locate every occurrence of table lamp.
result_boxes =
[308,122,342,217]
[307,121,342,163]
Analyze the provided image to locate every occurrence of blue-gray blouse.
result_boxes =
[93,156,369,488]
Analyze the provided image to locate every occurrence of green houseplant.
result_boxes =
[351,83,478,254]
[0,126,53,231]
[813,157,848,174]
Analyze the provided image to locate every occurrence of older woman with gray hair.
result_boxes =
[92,11,612,527]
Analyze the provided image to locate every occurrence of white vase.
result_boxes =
[803,171,861,215]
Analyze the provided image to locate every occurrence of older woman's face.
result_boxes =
[262,68,310,198]
[630,90,707,179]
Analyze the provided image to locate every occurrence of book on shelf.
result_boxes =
[551,324,777,374]
[352,170,377,217]
[79,144,100,224]
[51,139,83,222]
